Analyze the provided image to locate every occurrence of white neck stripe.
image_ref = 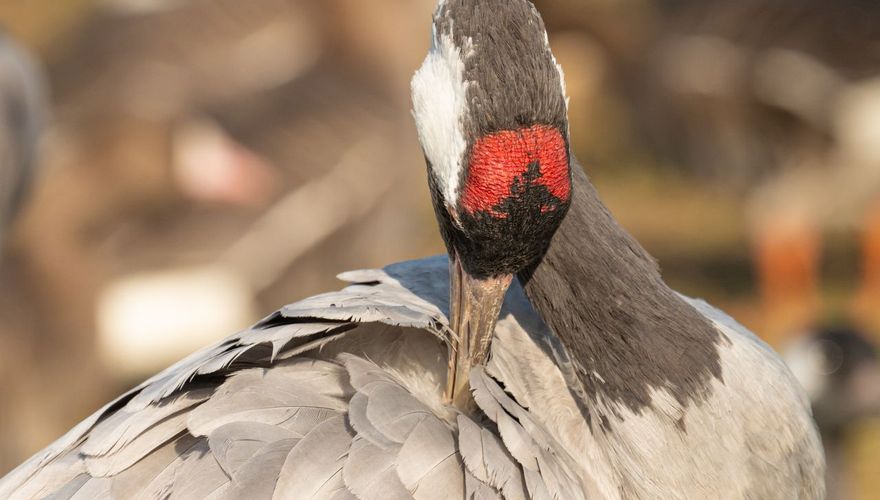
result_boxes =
[411,24,469,209]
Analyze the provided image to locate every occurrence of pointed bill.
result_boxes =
[446,253,512,412]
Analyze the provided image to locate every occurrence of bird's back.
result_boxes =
[0,256,824,499]
[0,256,589,500]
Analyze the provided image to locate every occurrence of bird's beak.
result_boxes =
[445,253,512,411]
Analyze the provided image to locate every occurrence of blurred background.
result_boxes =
[0,0,878,497]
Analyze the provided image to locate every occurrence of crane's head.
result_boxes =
[411,0,570,408]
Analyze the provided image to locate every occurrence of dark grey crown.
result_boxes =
[435,0,569,142]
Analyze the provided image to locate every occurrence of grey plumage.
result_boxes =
[457,416,526,500]
[0,257,586,499]
[465,472,503,500]
[0,0,825,495]
[0,253,824,498]
[344,436,410,500]
[272,414,351,497]
[470,368,583,500]
[208,422,298,476]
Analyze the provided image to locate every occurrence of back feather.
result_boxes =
[0,256,583,500]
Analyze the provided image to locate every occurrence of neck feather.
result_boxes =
[519,162,725,421]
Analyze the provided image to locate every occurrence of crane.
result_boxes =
[0,30,45,253]
[0,1,824,498]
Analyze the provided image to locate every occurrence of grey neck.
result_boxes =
[519,162,725,424]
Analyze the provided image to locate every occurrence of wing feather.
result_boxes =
[396,416,464,499]
[207,421,298,477]
[457,415,527,500]
[82,387,213,458]
[187,359,350,437]
[273,414,353,499]
[342,437,411,500]
[471,368,584,500]
[346,392,398,450]
[67,477,112,500]
[465,471,503,500]
[108,433,200,498]
[219,438,299,499]
[0,257,582,500]
[130,438,225,500]
[84,410,192,477]
[164,442,229,500]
